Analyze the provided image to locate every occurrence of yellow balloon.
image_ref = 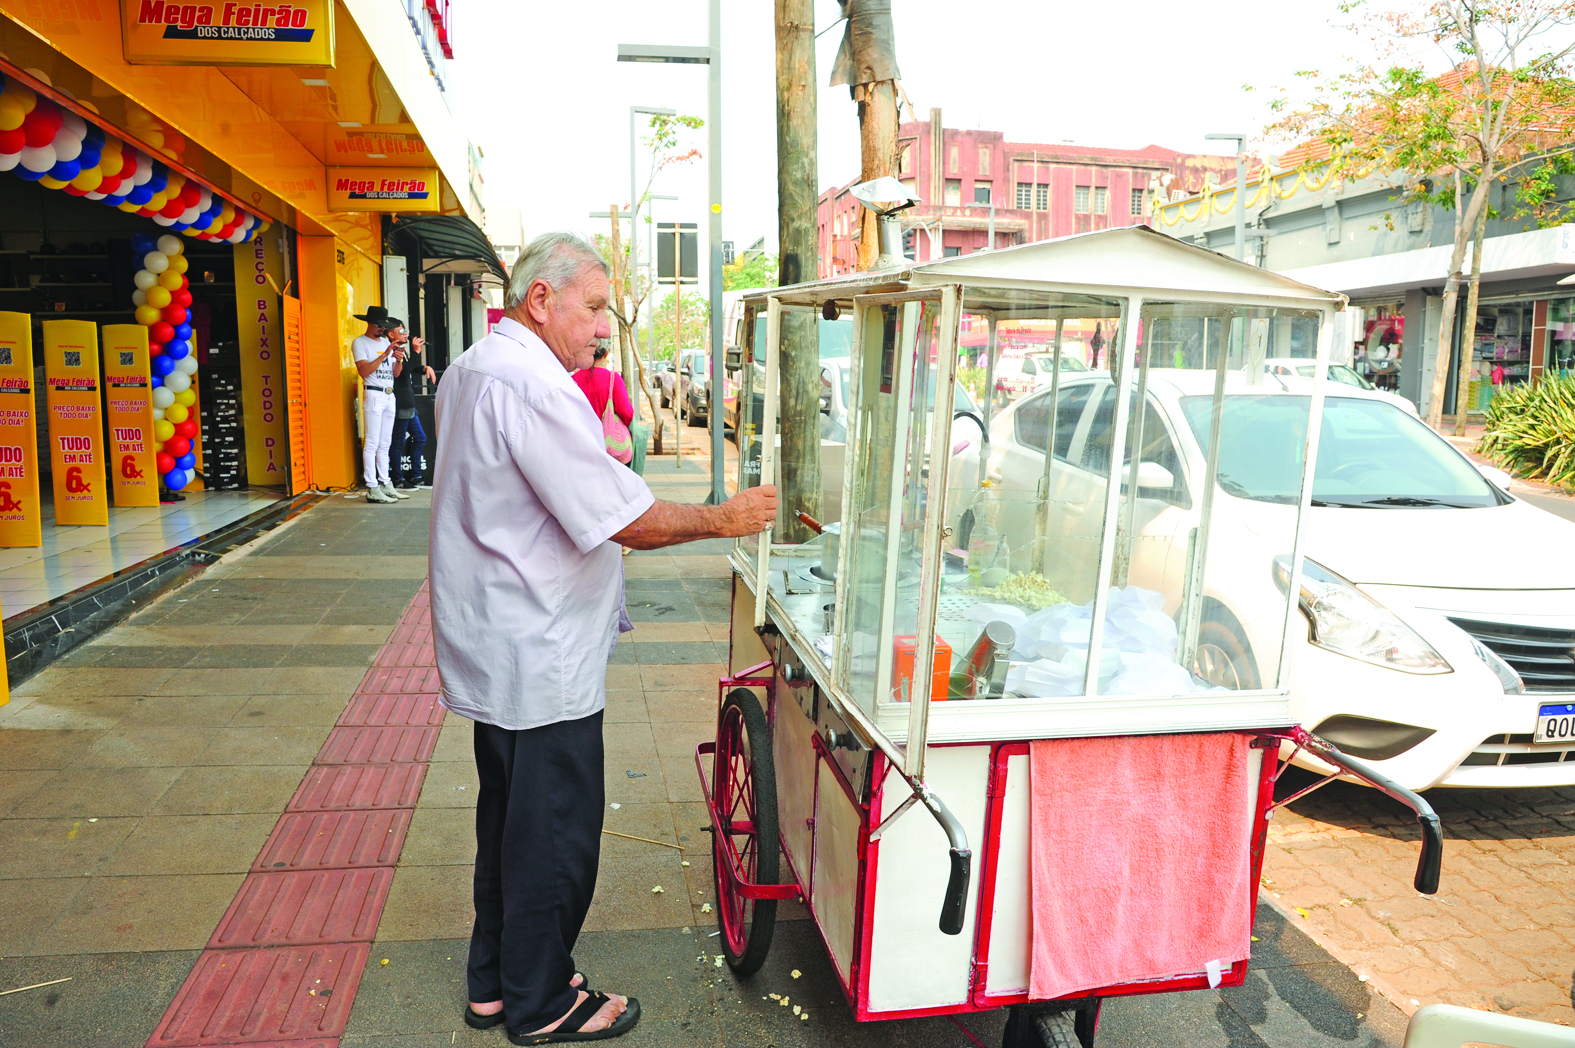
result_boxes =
[157,270,183,290]
[0,82,34,112]
[202,218,223,234]
[165,403,189,424]
[118,201,141,213]
[135,305,162,326]
[71,168,103,192]
[0,95,25,132]
[169,254,189,275]
[153,419,175,442]
[38,176,67,190]
[175,388,196,407]
[144,130,164,149]
[145,285,172,309]
[153,440,164,453]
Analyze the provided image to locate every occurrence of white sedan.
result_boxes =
[948,369,1575,790]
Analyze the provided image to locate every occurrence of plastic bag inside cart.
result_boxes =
[700,227,1443,1046]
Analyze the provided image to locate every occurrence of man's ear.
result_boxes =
[526,280,553,325]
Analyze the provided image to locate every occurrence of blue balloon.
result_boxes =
[48,158,81,182]
[130,232,157,254]
[84,124,105,147]
[127,185,154,206]
[77,145,101,171]
[174,323,193,341]
[164,468,189,491]
[164,340,189,360]
[150,354,175,377]
[13,166,44,182]
[146,167,168,194]
[175,452,196,471]
[150,373,163,388]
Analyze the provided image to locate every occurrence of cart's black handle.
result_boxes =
[917,788,973,935]
[1293,728,1443,894]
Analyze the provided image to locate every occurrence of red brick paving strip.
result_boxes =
[146,582,440,1048]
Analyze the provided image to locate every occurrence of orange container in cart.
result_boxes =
[893,635,953,702]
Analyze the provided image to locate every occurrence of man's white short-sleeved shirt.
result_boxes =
[429,318,655,730]
[353,335,394,389]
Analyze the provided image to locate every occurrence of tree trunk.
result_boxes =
[606,206,640,404]
[777,0,820,541]
[1424,177,1476,430]
[855,80,899,272]
[1454,194,1492,436]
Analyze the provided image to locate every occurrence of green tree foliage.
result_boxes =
[723,252,779,291]
[645,289,710,361]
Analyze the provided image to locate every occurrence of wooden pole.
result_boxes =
[607,206,637,405]
[777,0,821,541]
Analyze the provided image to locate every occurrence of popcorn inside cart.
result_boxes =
[698,220,1442,1047]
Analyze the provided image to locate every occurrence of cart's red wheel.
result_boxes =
[710,688,779,976]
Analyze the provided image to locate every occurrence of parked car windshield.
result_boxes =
[1178,394,1502,508]
[1290,362,1376,390]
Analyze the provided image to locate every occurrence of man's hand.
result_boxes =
[423,365,437,383]
[714,485,778,537]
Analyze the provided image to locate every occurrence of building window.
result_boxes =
[1074,186,1090,213]
[1130,187,1145,216]
[900,142,914,175]
[901,178,917,200]
[948,144,959,175]
[944,179,961,206]
[944,246,961,257]
[974,183,991,205]
[1093,187,1107,214]
[1016,182,1033,209]
[1035,184,1048,210]
[978,144,991,177]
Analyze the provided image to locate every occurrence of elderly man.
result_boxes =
[430,231,776,1045]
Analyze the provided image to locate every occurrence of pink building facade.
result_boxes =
[817,111,1241,278]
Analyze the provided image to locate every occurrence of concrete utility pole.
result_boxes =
[1205,132,1247,261]
[833,0,902,272]
[776,0,820,542]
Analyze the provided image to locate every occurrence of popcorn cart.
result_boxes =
[697,225,1442,1047]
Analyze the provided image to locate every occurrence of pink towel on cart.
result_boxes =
[1027,732,1256,1001]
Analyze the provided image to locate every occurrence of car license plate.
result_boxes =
[1533,703,1575,745]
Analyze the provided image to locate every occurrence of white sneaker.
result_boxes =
[366,486,396,503]
[383,483,411,500]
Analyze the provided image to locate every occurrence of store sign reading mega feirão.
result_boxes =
[122,0,335,66]
[327,167,441,213]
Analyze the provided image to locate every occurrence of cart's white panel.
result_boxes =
[729,573,770,675]
[985,752,1031,995]
[867,745,991,1013]
[774,694,818,887]
[811,758,862,984]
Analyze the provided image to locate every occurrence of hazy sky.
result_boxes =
[449,0,1363,280]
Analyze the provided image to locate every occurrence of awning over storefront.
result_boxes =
[386,214,508,286]
[1280,223,1575,300]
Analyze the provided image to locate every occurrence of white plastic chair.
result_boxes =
[1404,1004,1575,1048]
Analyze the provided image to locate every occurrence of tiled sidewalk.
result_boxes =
[0,462,1409,1048]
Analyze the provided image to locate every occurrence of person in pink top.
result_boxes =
[572,343,634,430]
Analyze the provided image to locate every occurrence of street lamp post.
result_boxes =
[1205,133,1247,262]
[618,0,727,504]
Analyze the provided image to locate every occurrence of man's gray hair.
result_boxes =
[504,231,610,310]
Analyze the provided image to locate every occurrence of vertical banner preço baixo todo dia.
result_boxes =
[43,320,108,526]
[234,238,289,484]
[0,312,41,547]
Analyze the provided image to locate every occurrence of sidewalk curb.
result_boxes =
[1259,893,1421,1019]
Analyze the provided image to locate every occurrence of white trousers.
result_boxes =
[363,389,397,487]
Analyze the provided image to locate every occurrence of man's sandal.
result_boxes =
[465,974,594,1030]
[509,992,641,1045]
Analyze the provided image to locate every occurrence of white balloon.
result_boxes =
[143,251,169,273]
[52,136,81,163]
[152,215,175,227]
[132,289,146,307]
[0,152,18,173]
[163,370,191,393]
[152,406,164,421]
[152,387,175,409]
[178,206,200,224]
[21,67,50,86]
[59,112,87,141]
[84,191,106,201]
[176,355,199,375]
[19,144,56,173]
[133,153,152,186]
[157,234,184,256]
[134,269,159,290]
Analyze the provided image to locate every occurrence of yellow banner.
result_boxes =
[102,325,160,507]
[327,167,440,213]
[121,0,335,67]
[43,320,108,526]
[234,239,289,484]
[0,313,41,547]
[324,125,430,167]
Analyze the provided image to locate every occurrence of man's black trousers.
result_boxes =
[468,711,604,1033]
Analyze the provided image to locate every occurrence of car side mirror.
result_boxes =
[1136,461,1174,491]
[1477,464,1513,492]
[726,347,742,370]
[819,392,832,414]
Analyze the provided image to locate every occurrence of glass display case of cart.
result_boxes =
[732,227,1345,769]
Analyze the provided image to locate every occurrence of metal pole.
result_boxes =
[986,198,995,251]
[675,224,683,469]
[707,0,725,503]
[1235,148,1246,262]
[628,109,642,422]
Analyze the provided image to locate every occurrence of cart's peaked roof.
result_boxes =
[764,225,1348,306]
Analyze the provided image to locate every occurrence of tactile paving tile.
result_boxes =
[383,622,431,646]
[399,602,431,626]
[315,725,439,765]
[355,665,442,695]
[286,764,427,812]
[145,943,366,1046]
[209,869,393,949]
[369,642,436,669]
[252,809,411,873]
[337,692,444,727]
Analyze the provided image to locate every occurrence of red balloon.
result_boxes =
[0,128,24,154]
[159,198,185,218]
[161,305,187,325]
[149,343,164,357]
[150,321,175,344]
[63,185,87,196]
[33,100,61,127]
[155,452,174,474]
[171,288,192,308]
[179,275,190,289]
[165,436,190,458]
[175,418,199,440]
[180,184,201,207]
[21,110,55,148]
[138,206,158,217]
